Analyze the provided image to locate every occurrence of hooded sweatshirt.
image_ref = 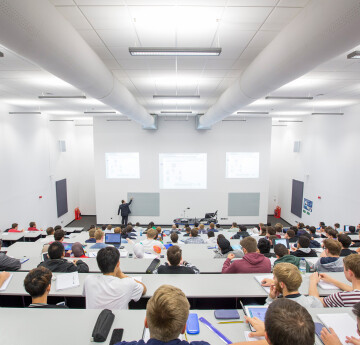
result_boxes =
[290,247,318,257]
[222,252,271,273]
[274,255,310,272]
[38,258,89,273]
[315,257,344,272]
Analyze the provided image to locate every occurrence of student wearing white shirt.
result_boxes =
[206,230,217,244]
[83,246,146,309]
[140,228,165,254]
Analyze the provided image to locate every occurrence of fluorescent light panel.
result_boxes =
[160,111,192,114]
[153,95,200,99]
[84,111,116,114]
[278,120,303,123]
[266,96,313,100]
[312,112,344,115]
[9,111,41,114]
[129,47,221,56]
[347,51,360,59]
[38,95,86,99]
[237,111,269,115]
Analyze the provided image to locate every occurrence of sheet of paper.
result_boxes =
[88,252,97,258]
[244,331,265,342]
[143,253,156,259]
[120,251,128,258]
[317,314,358,345]
[318,281,340,290]
[0,274,13,291]
[254,274,273,294]
[55,272,80,291]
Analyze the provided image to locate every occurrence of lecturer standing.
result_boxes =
[117,198,133,226]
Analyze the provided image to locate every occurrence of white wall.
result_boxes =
[269,105,360,227]
[93,116,272,225]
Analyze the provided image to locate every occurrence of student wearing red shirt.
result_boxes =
[28,221,41,231]
[8,223,24,232]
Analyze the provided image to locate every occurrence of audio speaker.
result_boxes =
[58,140,66,152]
[293,141,301,152]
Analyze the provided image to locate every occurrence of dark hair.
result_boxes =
[274,244,288,257]
[167,245,182,266]
[265,299,314,345]
[298,236,310,249]
[240,225,247,232]
[338,234,352,249]
[258,238,271,254]
[97,247,120,274]
[54,225,62,231]
[274,226,282,233]
[298,222,305,229]
[194,222,199,228]
[101,225,107,231]
[190,229,198,237]
[217,237,233,255]
[327,229,338,239]
[46,227,54,236]
[334,223,340,229]
[24,267,52,298]
[185,226,191,233]
[12,223,18,229]
[240,237,258,253]
[170,232,178,243]
[48,241,65,259]
[216,224,221,228]
[71,242,85,257]
[29,222,36,228]
[286,229,295,238]
[349,226,356,233]
[207,230,215,238]
[320,225,326,230]
[320,222,325,227]
[126,225,133,233]
[309,226,316,234]
[121,199,125,203]
[54,229,66,241]
[352,302,360,318]
[89,224,95,230]
[267,226,276,236]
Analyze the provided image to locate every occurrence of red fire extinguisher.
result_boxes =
[75,207,82,220]
[274,206,281,218]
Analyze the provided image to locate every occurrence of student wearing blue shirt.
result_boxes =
[116,284,210,345]
[90,230,108,249]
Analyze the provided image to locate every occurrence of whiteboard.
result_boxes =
[127,193,160,216]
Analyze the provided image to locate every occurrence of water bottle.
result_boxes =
[140,229,143,237]
[299,258,306,275]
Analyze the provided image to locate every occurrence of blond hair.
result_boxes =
[94,229,104,241]
[114,227,121,234]
[344,254,360,279]
[273,263,302,292]
[146,285,190,342]
[323,238,342,256]
[199,224,205,229]
[147,228,157,239]
[88,229,96,238]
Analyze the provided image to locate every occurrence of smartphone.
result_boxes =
[128,253,133,258]
[186,313,200,334]
[314,322,325,344]
[109,328,124,345]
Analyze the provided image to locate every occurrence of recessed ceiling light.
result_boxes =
[237,111,269,115]
[38,95,86,99]
[153,95,200,99]
[160,111,193,114]
[9,111,41,114]
[84,111,116,114]
[347,51,360,59]
[311,112,344,115]
[265,96,313,100]
[129,47,221,56]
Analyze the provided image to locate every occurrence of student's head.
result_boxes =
[207,230,214,238]
[12,223,18,229]
[170,232,178,243]
[268,235,278,245]
[323,238,342,257]
[217,237,232,255]
[349,226,356,233]
[126,225,133,233]
[24,267,52,298]
[240,236,258,254]
[97,246,120,273]
[297,236,310,249]
[285,229,295,239]
[106,224,112,230]
[266,226,276,236]
[147,228,157,239]
[171,224,177,229]
[264,299,314,345]
[338,234,352,249]
[48,241,65,259]
[88,228,96,238]
[135,222,140,227]
[320,221,325,227]
[29,222,36,228]
[274,225,282,234]
[114,227,121,234]
[46,227,54,236]
[309,226,316,235]
[320,225,326,231]
[101,224,107,231]
[185,227,191,233]
[352,303,360,337]
[149,221,155,227]
[199,224,205,230]
[89,225,95,231]
[167,245,182,266]
[334,223,340,229]
[274,244,289,258]
[145,285,190,342]
[190,229,198,237]
[326,228,338,239]
[95,229,104,242]
[54,229,65,242]
[232,222,238,228]
[54,225,62,231]
[216,224,221,229]
[257,238,271,254]
[275,223,283,229]
[343,254,360,281]
[239,225,247,232]
[298,222,305,229]
[71,242,85,257]
[209,222,215,229]
[156,226,162,234]
[273,263,302,294]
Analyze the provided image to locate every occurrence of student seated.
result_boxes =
[229,222,239,232]
[231,225,250,239]
[170,232,182,246]
[24,267,67,308]
[273,244,310,272]
[208,222,218,232]
[117,284,210,345]
[309,254,360,307]
[216,223,223,231]
[222,237,271,273]
[338,234,357,256]
[71,242,88,258]
[183,226,191,237]
[274,224,283,236]
[104,224,113,233]
[214,236,244,258]
[170,224,181,234]
[325,228,338,239]
[83,247,146,309]
[38,242,89,273]
[257,238,276,258]
[28,221,41,231]
[0,239,21,271]
[284,229,297,243]
[234,299,315,345]
[206,230,216,244]
[154,246,199,274]
[315,238,343,272]
[8,222,24,232]
[308,226,319,238]
[184,229,205,244]
[45,227,55,241]
[0,271,10,289]
[140,229,165,254]
[85,228,96,243]
[90,230,108,249]
[198,224,207,234]
[261,262,323,308]
[54,229,66,242]
[290,236,318,257]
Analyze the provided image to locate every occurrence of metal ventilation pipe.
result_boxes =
[0,0,156,128]
[198,0,360,129]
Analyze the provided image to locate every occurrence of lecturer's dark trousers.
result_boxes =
[122,216,128,226]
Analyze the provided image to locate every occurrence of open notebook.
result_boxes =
[55,272,80,291]
[254,274,273,294]
[0,274,13,291]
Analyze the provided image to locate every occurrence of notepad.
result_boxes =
[254,274,273,294]
[120,251,128,258]
[244,331,265,342]
[55,272,80,291]
[317,314,358,344]
[143,253,156,259]
[0,274,13,291]
[318,280,340,290]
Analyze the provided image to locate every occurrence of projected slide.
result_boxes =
[159,153,207,189]
[105,152,140,179]
[226,152,259,178]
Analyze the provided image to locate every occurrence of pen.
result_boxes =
[184,332,188,341]
[218,321,244,324]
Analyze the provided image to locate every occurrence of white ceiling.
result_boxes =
[0,0,359,120]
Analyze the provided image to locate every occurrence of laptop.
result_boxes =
[274,238,290,249]
[105,233,122,248]
[344,225,352,232]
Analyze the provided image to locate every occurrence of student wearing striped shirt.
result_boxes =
[309,254,360,307]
